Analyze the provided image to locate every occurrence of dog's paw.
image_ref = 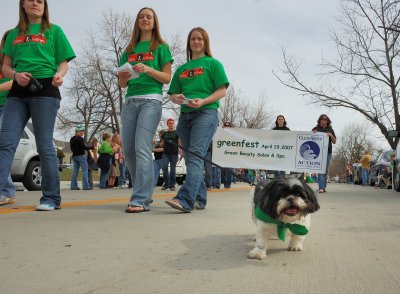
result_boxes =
[247,247,267,260]
[288,244,303,251]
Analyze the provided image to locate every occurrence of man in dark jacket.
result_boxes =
[70,125,93,190]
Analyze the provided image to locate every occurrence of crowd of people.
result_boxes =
[0,2,338,212]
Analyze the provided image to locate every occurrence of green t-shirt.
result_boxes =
[168,56,229,112]
[98,141,113,155]
[2,23,76,78]
[119,41,173,97]
[0,75,11,106]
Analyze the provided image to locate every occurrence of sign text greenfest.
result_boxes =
[212,127,329,173]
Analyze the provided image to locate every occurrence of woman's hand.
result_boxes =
[133,63,153,75]
[15,72,32,87]
[170,94,187,105]
[187,98,204,109]
[118,71,131,88]
[52,73,64,87]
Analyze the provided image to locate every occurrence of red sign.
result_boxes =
[180,67,204,79]
[128,53,154,62]
[13,35,47,45]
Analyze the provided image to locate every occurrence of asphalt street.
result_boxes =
[1,182,400,294]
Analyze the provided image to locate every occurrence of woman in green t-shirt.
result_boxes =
[165,27,230,212]
[117,7,173,213]
[0,0,76,211]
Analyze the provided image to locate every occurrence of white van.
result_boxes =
[11,122,42,191]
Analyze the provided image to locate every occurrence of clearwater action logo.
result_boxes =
[299,141,320,160]
[295,134,325,171]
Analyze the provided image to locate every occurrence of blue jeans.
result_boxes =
[118,160,127,186]
[162,153,178,187]
[0,97,60,206]
[212,166,221,188]
[173,109,218,210]
[273,171,285,178]
[153,158,163,187]
[204,151,212,188]
[121,98,162,209]
[221,168,233,188]
[318,153,332,190]
[99,158,112,188]
[361,168,369,185]
[71,155,89,189]
[0,105,16,197]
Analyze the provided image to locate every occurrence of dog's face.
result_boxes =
[253,177,320,222]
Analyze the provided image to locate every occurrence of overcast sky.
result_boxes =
[1,0,388,147]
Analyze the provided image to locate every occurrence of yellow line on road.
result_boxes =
[0,186,252,215]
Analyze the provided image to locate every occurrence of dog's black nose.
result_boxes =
[287,196,295,203]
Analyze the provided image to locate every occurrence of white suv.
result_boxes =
[11,122,42,191]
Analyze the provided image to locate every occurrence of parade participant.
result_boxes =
[70,124,93,190]
[160,118,181,191]
[118,7,173,213]
[165,27,229,212]
[312,114,336,193]
[0,0,75,210]
[272,115,290,178]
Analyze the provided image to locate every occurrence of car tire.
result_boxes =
[176,177,184,185]
[22,161,42,191]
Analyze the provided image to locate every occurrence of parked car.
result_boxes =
[368,150,394,187]
[157,157,187,186]
[10,122,42,191]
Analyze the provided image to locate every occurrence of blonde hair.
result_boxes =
[125,7,166,54]
[186,27,212,61]
[18,0,51,35]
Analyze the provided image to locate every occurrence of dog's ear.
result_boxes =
[253,179,282,218]
[302,180,320,213]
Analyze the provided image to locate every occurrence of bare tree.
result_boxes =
[57,9,132,142]
[57,10,187,141]
[219,86,274,128]
[329,122,381,177]
[274,0,400,149]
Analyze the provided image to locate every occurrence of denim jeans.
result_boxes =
[71,155,89,189]
[173,109,218,210]
[121,98,162,209]
[118,160,127,186]
[361,168,369,185]
[212,166,221,188]
[0,105,16,197]
[318,153,332,190]
[153,158,163,187]
[204,151,212,188]
[0,97,60,206]
[99,158,112,188]
[273,171,285,178]
[221,168,233,188]
[162,153,178,187]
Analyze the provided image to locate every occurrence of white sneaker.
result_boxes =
[36,203,60,211]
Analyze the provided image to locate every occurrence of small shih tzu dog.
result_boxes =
[247,177,320,260]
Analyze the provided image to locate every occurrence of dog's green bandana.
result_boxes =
[254,207,308,241]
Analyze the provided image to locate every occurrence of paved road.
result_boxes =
[1,182,400,294]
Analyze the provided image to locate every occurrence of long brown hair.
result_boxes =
[18,0,51,35]
[125,7,166,54]
[0,30,11,74]
[186,27,212,61]
[316,114,332,127]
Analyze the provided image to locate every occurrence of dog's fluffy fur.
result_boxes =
[247,177,320,260]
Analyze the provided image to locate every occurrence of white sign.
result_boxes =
[212,127,329,173]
